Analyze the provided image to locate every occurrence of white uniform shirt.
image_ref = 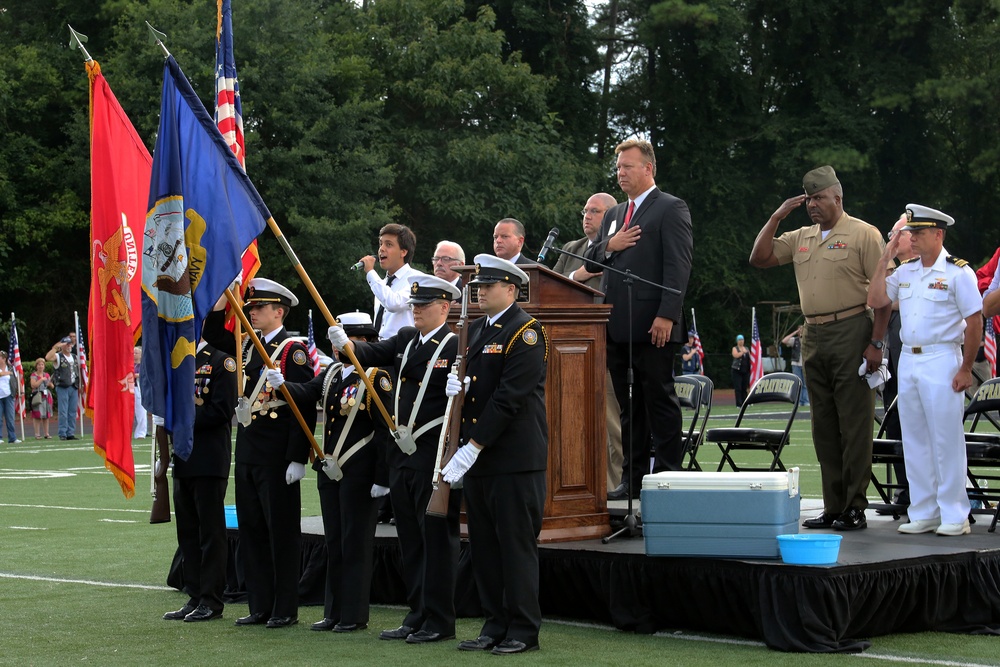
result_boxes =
[886,248,982,347]
[367,263,420,340]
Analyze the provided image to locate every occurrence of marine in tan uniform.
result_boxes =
[750,166,890,531]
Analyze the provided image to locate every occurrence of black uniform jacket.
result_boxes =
[173,344,237,479]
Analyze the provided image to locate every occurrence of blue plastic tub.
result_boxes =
[776,534,842,565]
[224,505,238,529]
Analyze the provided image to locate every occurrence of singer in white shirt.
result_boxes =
[355,223,419,340]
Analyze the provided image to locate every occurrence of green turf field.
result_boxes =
[1,415,999,666]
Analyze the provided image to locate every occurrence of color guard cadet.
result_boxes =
[443,254,548,654]
[328,273,463,644]
[267,312,393,632]
[868,204,983,536]
[162,341,238,622]
[202,277,318,628]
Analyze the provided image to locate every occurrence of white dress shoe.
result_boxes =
[898,519,941,534]
[935,520,971,536]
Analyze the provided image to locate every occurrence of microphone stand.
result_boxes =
[545,245,680,543]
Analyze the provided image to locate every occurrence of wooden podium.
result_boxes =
[450,264,611,543]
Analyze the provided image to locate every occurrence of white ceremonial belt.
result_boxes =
[902,342,960,355]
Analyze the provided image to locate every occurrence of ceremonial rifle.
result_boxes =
[149,425,171,523]
[426,285,470,517]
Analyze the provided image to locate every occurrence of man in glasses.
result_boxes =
[431,240,466,295]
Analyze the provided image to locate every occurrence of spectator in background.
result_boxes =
[680,331,702,376]
[781,327,810,406]
[0,350,19,444]
[432,240,466,294]
[134,346,148,439]
[29,358,54,439]
[493,218,535,265]
[45,336,79,441]
[731,335,751,406]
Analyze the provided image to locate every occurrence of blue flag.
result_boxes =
[141,56,269,459]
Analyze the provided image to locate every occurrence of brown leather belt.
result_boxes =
[803,304,867,325]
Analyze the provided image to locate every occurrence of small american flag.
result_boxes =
[690,308,704,374]
[9,313,25,418]
[75,311,89,422]
[307,310,321,377]
[749,307,764,386]
[986,317,997,379]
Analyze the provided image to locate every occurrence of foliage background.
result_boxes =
[2,0,999,384]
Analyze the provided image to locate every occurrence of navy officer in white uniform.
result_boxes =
[868,204,982,536]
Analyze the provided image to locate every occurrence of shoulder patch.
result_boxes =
[224,357,237,372]
[292,349,308,366]
[900,257,919,265]
[379,376,392,392]
[522,329,538,345]
[946,255,969,267]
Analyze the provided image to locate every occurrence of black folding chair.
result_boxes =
[674,375,704,472]
[677,375,714,471]
[869,397,907,518]
[707,372,801,472]
[963,378,1000,532]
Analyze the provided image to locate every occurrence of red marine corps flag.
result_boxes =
[87,58,151,497]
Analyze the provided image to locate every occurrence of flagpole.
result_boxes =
[12,313,25,442]
[67,25,92,62]
[224,288,324,461]
[74,311,83,438]
[263,216,398,434]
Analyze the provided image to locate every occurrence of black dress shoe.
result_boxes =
[802,512,837,529]
[833,508,867,531]
[406,630,455,643]
[379,625,416,640]
[491,638,539,654]
[607,483,630,500]
[163,604,197,621]
[333,622,367,633]
[66,435,78,440]
[311,618,338,631]
[266,616,298,628]
[184,605,223,622]
[235,612,268,626]
[457,635,499,651]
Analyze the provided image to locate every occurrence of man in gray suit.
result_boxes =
[553,193,624,492]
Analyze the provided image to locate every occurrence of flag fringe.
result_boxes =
[94,443,136,499]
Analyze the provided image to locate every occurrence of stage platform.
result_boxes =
[169,498,1000,653]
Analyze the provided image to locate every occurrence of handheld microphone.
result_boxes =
[536,227,560,262]
[349,260,365,271]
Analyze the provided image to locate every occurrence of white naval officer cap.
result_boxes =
[902,203,955,231]
[469,253,529,287]
[407,273,462,304]
[244,277,299,307]
[337,311,378,339]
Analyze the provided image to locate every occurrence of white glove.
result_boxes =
[445,373,470,398]
[442,444,481,484]
[265,368,285,388]
[285,461,306,485]
[152,415,165,427]
[370,484,390,498]
[857,357,891,389]
[328,324,350,351]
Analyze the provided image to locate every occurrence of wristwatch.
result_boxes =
[870,340,884,350]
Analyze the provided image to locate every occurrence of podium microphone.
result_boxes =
[536,227,560,262]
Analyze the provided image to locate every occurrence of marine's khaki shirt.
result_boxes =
[772,211,885,316]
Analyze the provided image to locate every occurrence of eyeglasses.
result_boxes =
[431,256,460,264]
[580,208,606,216]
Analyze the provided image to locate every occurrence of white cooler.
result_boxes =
[641,469,800,558]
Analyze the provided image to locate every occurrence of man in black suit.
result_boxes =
[202,278,317,629]
[585,139,693,499]
[267,312,393,633]
[493,218,535,265]
[328,273,462,644]
[443,254,548,655]
[162,341,238,623]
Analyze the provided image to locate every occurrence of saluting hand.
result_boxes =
[770,195,806,223]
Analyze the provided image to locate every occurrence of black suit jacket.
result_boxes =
[202,311,318,467]
[173,345,237,479]
[350,323,457,473]
[461,304,548,476]
[514,253,536,266]
[283,363,393,487]
[585,187,693,344]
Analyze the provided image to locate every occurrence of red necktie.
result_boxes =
[621,201,636,231]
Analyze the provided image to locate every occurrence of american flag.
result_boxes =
[986,316,997,379]
[9,313,25,418]
[216,0,260,293]
[307,310,321,376]
[690,308,704,373]
[75,311,89,423]
[749,307,764,386]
